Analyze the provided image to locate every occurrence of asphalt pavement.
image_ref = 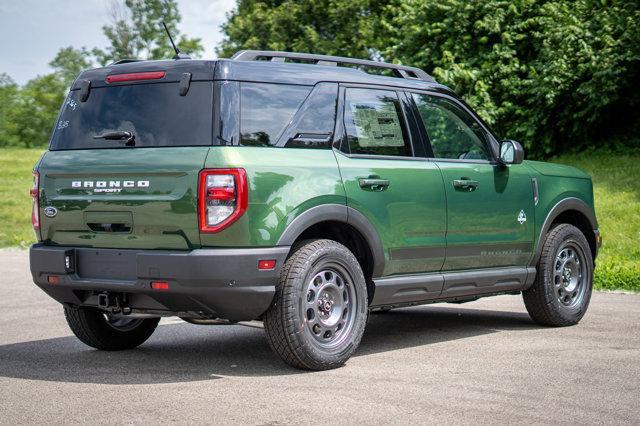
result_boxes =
[1,249,638,424]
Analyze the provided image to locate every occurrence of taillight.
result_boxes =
[30,171,40,236]
[198,169,248,233]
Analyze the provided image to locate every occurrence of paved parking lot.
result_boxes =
[0,249,638,424]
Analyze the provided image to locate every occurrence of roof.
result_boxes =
[215,59,451,92]
[73,55,452,94]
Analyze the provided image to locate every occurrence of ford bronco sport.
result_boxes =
[29,50,601,370]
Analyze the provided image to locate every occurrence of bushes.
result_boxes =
[382,0,640,157]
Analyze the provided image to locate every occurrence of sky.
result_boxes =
[0,0,237,84]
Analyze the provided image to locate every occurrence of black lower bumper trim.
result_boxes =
[30,244,290,321]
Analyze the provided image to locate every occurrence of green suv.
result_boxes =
[29,51,601,370]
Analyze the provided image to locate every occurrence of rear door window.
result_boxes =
[50,82,213,150]
[343,88,413,157]
[240,83,312,146]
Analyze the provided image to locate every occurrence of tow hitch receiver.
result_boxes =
[97,292,131,315]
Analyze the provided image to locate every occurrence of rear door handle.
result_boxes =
[453,179,479,191]
[359,178,390,192]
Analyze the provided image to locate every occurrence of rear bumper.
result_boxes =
[30,244,290,321]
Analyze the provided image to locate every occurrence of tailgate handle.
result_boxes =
[88,223,131,233]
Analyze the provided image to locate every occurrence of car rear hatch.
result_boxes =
[37,60,215,250]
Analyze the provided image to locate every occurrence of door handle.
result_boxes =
[453,179,479,191]
[359,178,390,192]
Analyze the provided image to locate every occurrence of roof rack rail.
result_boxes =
[231,50,435,82]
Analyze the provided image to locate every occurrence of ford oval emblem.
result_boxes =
[44,206,58,218]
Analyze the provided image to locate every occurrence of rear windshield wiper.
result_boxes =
[93,131,135,146]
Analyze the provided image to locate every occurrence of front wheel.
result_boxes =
[523,224,594,326]
[64,305,160,350]
[264,239,368,370]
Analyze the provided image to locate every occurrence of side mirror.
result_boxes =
[499,140,524,165]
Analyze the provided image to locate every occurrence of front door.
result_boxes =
[335,86,447,280]
[409,91,534,271]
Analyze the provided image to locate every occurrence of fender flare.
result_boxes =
[530,197,598,266]
[277,204,385,277]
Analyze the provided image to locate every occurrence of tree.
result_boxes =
[216,0,388,60]
[0,74,20,147]
[94,0,204,65]
[381,0,640,156]
[49,47,94,87]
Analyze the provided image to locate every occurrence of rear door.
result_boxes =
[334,85,447,281]
[409,91,534,271]
[38,66,214,250]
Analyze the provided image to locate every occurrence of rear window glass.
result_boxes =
[240,82,311,146]
[50,82,213,150]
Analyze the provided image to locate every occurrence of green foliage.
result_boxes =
[0,73,66,148]
[216,0,387,59]
[220,0,640,157]
[93,0,203,65]
[49,46,94,87]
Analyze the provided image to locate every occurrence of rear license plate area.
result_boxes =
[76,249,137,281]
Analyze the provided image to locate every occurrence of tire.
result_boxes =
[264,239,368,370]
[64,305,160,350]
[523,224,594,326]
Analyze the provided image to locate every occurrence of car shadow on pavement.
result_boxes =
[0,305,538,384]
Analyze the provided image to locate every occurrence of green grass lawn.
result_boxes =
[0,148,44,248]
[550,151,640,291]
[1,147,638,291]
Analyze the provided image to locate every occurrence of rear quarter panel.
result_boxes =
[200,147,345,247]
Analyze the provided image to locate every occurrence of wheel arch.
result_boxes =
[531,197,598,266]
[277,204,385,281]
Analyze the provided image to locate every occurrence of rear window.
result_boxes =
[50,82,213,150]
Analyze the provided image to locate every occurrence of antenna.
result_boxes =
[162,21,191,60]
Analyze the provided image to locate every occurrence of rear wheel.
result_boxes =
[264,239,368,370]
[64,305,160,350]
[523,224,593,326]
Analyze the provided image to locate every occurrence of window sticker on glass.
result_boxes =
[350,102,403,147]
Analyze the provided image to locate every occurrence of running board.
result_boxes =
[371,267,536,308]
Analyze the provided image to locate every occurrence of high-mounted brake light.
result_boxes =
[198,169,248,233]
[30,171,40,237]
[106,71,166,84]
[151,281,170,291]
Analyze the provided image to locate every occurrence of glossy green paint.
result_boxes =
[525,160,591,179]
[199,146,346,247]
[36,144,598,278]
[523,160,597,261]
[334,151,447,276]
[38,147,208,250]
[436,160,535,270]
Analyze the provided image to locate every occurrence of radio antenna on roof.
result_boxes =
[162,21,191,60]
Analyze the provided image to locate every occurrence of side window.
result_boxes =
[281,82,338,149]
[240,82,311,146]
[344,88,412,157]
[411,93,491,160]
